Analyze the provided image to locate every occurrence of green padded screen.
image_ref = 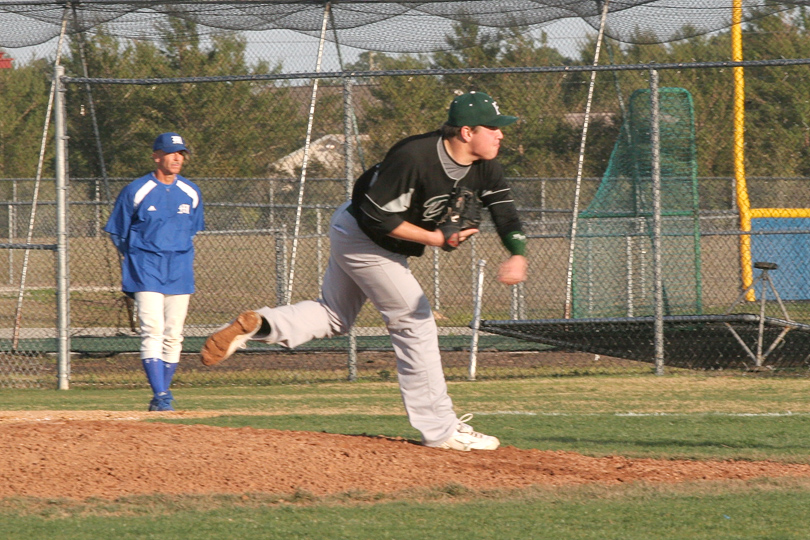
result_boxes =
[573,87,702,318]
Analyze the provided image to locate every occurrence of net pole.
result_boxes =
[11,8,69,351]
[286,1,330,304]
[563,0,611,319]
[649,68,665,375]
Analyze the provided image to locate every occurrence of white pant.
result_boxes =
[253,202,458,446]
[135,291,190,364]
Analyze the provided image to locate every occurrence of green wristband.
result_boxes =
[503,231,527,257]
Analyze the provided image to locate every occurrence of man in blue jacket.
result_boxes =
[105,132,204,411]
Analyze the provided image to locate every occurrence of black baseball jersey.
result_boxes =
[351,131,523,257]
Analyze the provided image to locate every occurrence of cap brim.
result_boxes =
[447,114,519,128]
[156,146,190,154]
[489,115,518,127]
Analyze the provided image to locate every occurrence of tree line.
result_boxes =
[2,8,810,187]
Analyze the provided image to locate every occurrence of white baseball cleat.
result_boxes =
[200,311,262,366]
[439,413,500,451]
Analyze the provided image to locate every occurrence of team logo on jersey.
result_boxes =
[177,204,191,215]
[147,205,157,212]
[424,194,450,222]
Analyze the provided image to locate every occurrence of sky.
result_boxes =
[1,19,594,74]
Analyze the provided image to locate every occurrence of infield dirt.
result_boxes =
[2,412,809,500]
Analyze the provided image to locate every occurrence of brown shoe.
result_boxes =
[200,311,262,366]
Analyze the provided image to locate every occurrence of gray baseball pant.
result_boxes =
[252,202,458,446]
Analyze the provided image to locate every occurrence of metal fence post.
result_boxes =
[316,208,324,291]
[433,247,441,311]
[468,259,486,381]
[343,69,358,382]
[650,67,665,376]
[6,184,13,284]
[55,64,71,390]
[275,227,288,306]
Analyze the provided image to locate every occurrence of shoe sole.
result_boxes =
[439,440,500,451]
[200,311,261,366]
[438,430,500,451]
[148,396,175,412]
[148,404,175,412]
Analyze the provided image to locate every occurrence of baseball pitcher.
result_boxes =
[202,92,527,450]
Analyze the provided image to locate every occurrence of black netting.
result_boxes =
[479,315,810,370]
[0,0,802,52]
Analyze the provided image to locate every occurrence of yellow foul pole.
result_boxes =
[732,0,754,300]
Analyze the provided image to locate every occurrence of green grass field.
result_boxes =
[3,375,810,539]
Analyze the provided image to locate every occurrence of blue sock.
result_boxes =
[161,361,178,394]
[142,358,164,396]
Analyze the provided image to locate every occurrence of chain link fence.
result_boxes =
[5,57,810,386]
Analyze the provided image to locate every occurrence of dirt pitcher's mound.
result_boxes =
[2,418,810,500]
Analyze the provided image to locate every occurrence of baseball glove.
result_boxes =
[437,186,481,252]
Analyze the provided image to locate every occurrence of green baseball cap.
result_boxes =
[447,91,518,128]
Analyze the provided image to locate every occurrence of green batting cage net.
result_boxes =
[572,87,701,319]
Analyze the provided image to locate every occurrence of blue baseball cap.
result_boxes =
[447,92,518,128]
[153,132,189,154]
